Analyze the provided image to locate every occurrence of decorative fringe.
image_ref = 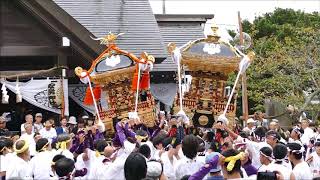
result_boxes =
[83,86,101,105]
[131,64,139,91]
[131,72,139,91]
[140,71,150,90]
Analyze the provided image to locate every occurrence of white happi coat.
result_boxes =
[6,154,32,180]
[30,150,55,180]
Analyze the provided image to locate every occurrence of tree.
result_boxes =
[236,8,320,121]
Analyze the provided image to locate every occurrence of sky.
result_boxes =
[149,0,320,30]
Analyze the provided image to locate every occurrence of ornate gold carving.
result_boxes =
[167,42,177,54]
[90,32,125,45]
[74,67,83,77]
[91,66,135,84]
[181,52,240,74]
[198,115,209,126]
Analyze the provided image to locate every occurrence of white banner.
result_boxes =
[68,84,108,115]
[150,83,177,106]
[1,79,69,116]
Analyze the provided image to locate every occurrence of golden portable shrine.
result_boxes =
[74,32,156,133]
[168,24,242,128]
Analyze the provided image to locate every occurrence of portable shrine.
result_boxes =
[168,24,242,128]
[75,33,156,133]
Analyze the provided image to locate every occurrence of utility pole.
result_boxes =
[238,11,249,122]
[162,0,166,14]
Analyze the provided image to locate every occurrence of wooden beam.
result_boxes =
[0,46,71,56]
[16,0,99,61]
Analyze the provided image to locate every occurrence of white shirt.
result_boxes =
[55,149,74,160]
[174,156,204,180]
[30,151,54,180]
[39,128,57,143]
[0,152,15,173]
[309,152,320,178]
[100,152,128,180]
[301,127,314,145]
[20,133,36,156]
[6,154,32,180]
[237,136,271,169]
[87,150,106,180]
[258,164,270,172]
[20,124,35,135]
[292,161,313,180]
[34,123,44,133]
[160,151,177,180]
[267,162,291,180]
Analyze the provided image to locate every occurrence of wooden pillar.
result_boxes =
[238,12,249,122]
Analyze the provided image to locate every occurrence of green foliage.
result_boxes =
[239,8,320,116]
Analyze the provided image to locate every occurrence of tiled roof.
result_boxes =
[53,0,166,60]
[153,22,206,71]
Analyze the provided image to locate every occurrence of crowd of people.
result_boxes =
[0,110,319,180]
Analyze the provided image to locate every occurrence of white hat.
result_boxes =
[247,118,255,124]
[35,113,42,117]
[147,161,163,178]
[68,116,77,125]
[159,111,165,115]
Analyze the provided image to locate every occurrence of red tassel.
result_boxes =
[131,72,139,91]
[84,87,93,105]
[83,86,102,105]
[140,71,150,90]
[131,64,139,91]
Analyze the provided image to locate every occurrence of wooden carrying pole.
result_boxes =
[238,11,249,122]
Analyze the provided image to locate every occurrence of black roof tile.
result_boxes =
[53,0,166,60]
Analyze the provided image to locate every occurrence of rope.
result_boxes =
[174,49,184,112]
[0,66,67,79]
[223,70,242,116]
[86,76,102,122]
[134,63,141,113]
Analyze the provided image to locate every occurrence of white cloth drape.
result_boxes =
[1,79,69,116]
[150,83,177,106]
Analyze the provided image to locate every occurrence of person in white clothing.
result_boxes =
[51,157,76,180]
[21,114,34,135]
[34,113,44,133]
[288,126,303,145]
[94,146,115,179]
[99,140,136,180]
[30,138,54,180]
[287,142,313,180]
[40,119,57,144]
[175,135,204,180]
[300,119,314,146]
[243,118,255,137]
[76,139,108,179]
[55,133,74,160]
[5,139,33,180]
[306,141,320,178]
[0,138,15,179]
[257,146,273,172]
[266,144,292,180]
[20,123,36,156]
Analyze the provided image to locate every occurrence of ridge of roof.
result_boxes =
[155,14,214,23]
